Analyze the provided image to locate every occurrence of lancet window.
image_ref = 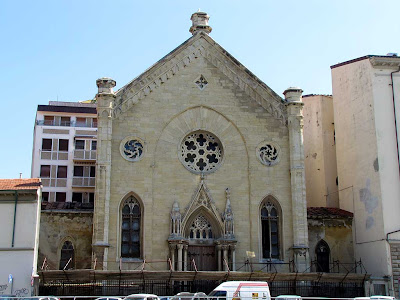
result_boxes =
[59,240,74,270]
[121,196,141,258]
[261,199,281,260]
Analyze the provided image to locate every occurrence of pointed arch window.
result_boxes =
[121,196,141,258]
[261,200,281,260]
[59,241,74,270]
[316,240,330,272]
[189,214,213,240]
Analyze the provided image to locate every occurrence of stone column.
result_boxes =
[169,244,176,271]
[222,245,229,271]
[231,245,236,271]
[183,244,188,271]
[177,244,183,271]
[92,77,116,270]
[217,244,222,271]
[284,87,310,272]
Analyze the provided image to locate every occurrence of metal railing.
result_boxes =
[36,120,97,128]
[73,150,96,160]
[72,176,95,187]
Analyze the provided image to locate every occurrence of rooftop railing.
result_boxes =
[36,120,97,128]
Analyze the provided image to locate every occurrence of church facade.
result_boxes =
[92,11,310,272]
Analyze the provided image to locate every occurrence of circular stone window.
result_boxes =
[120,137,145,162]
[256,142,280,166]
[179,131,223,174]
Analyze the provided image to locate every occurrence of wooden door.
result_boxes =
[187,245,217,271]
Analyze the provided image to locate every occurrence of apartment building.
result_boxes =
[31,101,97,204]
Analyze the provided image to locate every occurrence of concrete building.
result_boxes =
[303,95,339,208]
[331,54,400,296]
[0,179,41,297]
[31,101,96,270]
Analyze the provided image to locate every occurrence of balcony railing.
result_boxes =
[74,150,96,161]
[72,177,95,187]
[36,120,97,128]
[41,150,69,160]
[41,178,67,188]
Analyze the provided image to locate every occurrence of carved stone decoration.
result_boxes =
[179,131,223,174]
[120,136,145,162]
[170,201,182,238]
[195,75,208,90]
[223,188,235,239]
[189,214,213,240]
[256,141,281,166]
[181,179,224,238]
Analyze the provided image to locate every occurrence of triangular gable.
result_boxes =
[181,179,224,234]
[113,32,287,124]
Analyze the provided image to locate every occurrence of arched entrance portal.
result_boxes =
[167,181,237,271]
[186,214,217,271]
[316,240,330,272]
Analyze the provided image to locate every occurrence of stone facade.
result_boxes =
[39,208,93,270]
[92,12,309,272]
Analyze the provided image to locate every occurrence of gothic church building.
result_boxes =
[92,11,310,272]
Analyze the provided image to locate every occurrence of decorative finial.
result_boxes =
[96,77,116,95]
[283,87,303,103]
[189,11,212,35]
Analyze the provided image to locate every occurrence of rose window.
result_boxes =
[257,142,280,166]
[120,137,145,162]
[179,131,223,174]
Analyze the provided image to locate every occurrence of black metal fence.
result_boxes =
[40,279,365,298]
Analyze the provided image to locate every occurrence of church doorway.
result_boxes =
[316,240,330,272]
[187,245,217,271]
[186,214,217,271]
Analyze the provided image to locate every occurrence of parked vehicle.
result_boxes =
[171,292,208,300]
[275,296,301,300]
[125,294,160,300]
[209,281,271,300]
[95,297,124,300]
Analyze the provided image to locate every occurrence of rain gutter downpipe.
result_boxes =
[11,190,18,247]
[391,66,400,177]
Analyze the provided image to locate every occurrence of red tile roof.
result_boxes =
[0,178,41,190]
[307,207,353,219]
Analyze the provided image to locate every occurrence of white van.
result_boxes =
[209,281,271,300]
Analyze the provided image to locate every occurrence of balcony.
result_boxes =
[73,150,96,161]
[41,150,68,160]
[36,120,97,128]
[41,178,67,188]
[72,176,95,187]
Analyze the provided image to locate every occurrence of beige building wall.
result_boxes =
[103,56,293,269]
[332,56,400,293]
[303,95,338,207]
[308,218,354,271]
[93,23,309,272]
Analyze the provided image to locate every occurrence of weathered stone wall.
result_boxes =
[39,212,93,270]
[308,218,354,272]
[390,243,400,297]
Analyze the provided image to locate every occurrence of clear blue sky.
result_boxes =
[0,0,399,179]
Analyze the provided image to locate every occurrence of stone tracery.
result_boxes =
[180,131,223,174]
